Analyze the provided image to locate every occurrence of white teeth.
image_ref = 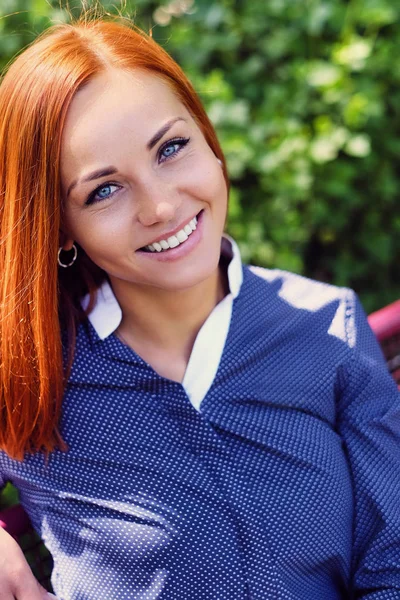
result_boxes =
[144,214,199,253]
[167,235,180,248]
[176,230,188,243]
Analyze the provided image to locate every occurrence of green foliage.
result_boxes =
[0,482,19,508]
[1,0,399,311]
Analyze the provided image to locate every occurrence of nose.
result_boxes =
[136,179,181,227]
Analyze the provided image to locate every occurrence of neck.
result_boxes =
[110,265,229,362]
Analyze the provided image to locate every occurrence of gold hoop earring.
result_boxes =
[58,244,78,268]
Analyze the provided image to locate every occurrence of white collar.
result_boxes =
[81,235,243,341]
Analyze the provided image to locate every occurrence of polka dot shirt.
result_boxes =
[1,261,400,599]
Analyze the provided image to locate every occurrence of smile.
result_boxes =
[143,215,198,253]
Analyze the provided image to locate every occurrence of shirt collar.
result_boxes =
[81,235,243,341]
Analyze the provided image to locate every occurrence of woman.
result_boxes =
[0,16,399,600]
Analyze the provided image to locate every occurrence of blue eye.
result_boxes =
[159,137,190,163]
[97,185,113,198]
[162,143,179,157]
[86,183,120,206]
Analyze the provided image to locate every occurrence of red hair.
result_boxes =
[0,17,227,459]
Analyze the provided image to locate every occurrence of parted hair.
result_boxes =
[0,16,227,459]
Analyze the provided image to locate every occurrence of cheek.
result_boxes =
[205,168,228,217]
[76,227,127,276]
[181,156,227,207]
[65,209,128,259]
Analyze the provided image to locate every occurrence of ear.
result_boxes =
[59,230,75,251]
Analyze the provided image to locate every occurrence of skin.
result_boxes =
[0,525,51,599]
[60,69,229,381]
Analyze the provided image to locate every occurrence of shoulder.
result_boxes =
[242,264,357,349]
[247,264,350,308]
[244,264,388,370]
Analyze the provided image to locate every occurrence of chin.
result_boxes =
[151,254,221,293]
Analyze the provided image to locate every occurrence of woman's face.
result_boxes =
[60,68,228,293]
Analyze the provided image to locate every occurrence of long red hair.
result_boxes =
[0,17,227,459]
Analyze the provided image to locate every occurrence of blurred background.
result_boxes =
[1,0,399,312]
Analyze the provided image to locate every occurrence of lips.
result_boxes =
[139,213,200,253]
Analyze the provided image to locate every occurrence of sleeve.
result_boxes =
[337,290,400,598]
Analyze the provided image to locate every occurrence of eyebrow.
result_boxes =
[67,167,118,198]
[66,116,186,198]
[147,116,186,150]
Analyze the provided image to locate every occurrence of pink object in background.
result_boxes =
[0,503,31,538]
[368,300,400,387]
[368,299,400,341]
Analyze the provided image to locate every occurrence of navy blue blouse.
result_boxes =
[1,265,400,599]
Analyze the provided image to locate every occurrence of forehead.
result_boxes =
[60,69,189,167]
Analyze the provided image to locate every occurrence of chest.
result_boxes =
[115,333,190,384]
[2,382,353,596]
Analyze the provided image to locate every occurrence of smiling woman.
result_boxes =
[60,68,227,298]
[0,14,400,600]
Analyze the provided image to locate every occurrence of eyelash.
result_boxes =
[159,136,190,163]
[85,136,190,206]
